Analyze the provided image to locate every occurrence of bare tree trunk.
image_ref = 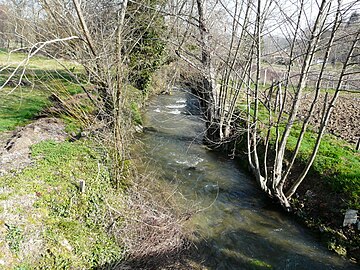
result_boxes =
[196,0,219,143]
[272,0,330,195]
[252,0,264,190]
[279,1,342,193]
[71,0,111,115]
[72,0,97,57]
[113,0,129,187]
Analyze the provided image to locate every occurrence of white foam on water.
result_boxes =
[175,157,204,167]
[168,109,181,115]
[176,99,187,104]
[175,160,189,165]
[193,157,204,165]
[166,104,186,109]
[154,108,161,113]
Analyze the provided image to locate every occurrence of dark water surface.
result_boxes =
[139,88,357,270]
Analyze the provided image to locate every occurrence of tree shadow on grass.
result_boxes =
[0,68,85,86]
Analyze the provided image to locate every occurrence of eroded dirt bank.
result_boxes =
[0,118,67,176]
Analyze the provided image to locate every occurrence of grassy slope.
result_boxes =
[286,128,360,208]
[0,51,83,131]
[0,52,126,268]
[242,90,359,209]
[0,87,49,131]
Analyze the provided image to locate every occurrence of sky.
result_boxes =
[212,0,359,38]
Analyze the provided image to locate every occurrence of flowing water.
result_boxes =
[139,88,357,270]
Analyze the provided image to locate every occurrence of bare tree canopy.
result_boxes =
[167,0,360,209]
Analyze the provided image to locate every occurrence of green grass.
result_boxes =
[0,51,79,71]
[287,128,360,208]
[0,51,123,268]
[249,259,273,269]
[0,87,50,131]
[5,224,23,253]
[0,81,84,133]
[130,101,143,125]
[237,97,360,208]
[0,140,124,268]
[0,51,87,132]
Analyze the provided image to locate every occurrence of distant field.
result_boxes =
[258,62,360,93]
[0,51,79,70]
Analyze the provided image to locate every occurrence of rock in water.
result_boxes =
[134,125,143,133]
[343,209,358,227]
[204,184,219,193]
[143,126,157,133]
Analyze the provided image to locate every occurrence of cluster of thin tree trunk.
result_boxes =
[171,0,359,208]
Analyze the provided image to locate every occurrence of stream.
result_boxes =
[139,88,357,270]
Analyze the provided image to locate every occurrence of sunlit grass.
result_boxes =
[0,87,50,131]
[0,51,80,71]
[236,94,360,208]
[0,52,87,132]
[287,129,360,208]
[0,51,124,268]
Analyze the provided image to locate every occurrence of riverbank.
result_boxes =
[230,92,360,263]
[0,120,124,268]
[215,137,360,265]
[179,68,359,264]
[0,51,187,268]
[292,170,360,263]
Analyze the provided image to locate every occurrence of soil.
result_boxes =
[0,118,67,175]
[297,92,360,144]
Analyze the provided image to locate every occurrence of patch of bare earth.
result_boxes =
[0,118,67,268]
[0,118,67,175]
[297,92,359,144]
